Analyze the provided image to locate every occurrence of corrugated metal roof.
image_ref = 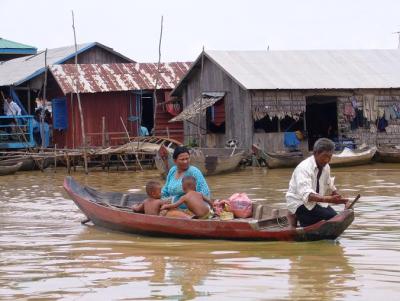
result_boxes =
[0,42,134,86]
[50,62,192,94]
[0,38,37,50]
[175,49,400,92]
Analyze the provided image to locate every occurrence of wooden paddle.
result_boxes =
[347,194,361,209]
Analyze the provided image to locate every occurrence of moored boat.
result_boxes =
[0,161,23,176]
[0,155,51,171]
[63,176,355,241]
[95,136,182,156]
[330,146,377,167]
[155,145,245,177]
[375,146,400,163]
[252,144,304,169]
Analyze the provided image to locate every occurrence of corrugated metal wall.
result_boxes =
[52,90,184,148]
[154,90,183,142]
[53,91,133,148]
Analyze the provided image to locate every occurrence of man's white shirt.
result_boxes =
[4,101,21,116]
[286,155,336,214]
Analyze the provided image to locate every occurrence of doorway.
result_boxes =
[306,96,338,150]
[140,93,154,134]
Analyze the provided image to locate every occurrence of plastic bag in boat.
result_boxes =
[227,193,253,218]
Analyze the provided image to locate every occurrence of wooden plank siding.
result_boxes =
[63,46,131,64]
[154,90,184,142]
[182,57,253,148]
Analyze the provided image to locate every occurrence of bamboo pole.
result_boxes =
[102,116,106,147]
[40,48,48,149]
[71,10,88,174]
[152,15,163,136]
[119,155,129,171]
[54,144,57,172]
[71,93,75,149]
[198,46,205,147]
[120,116,143,171]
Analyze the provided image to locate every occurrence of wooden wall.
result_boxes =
[63,45,131,64]
[179,59,400,151]
[337,89,400,147]
[182,57,252,148]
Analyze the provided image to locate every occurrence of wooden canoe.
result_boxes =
[330,146,377,167]
[94,136,182,156]
[154,145,245,177]
[0,155,51,171]
[252,144,304,169]
[375,147,400,163]
[63,176,355,242]
[0,161,23,176]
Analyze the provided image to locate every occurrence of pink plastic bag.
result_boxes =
[227,193,253,218]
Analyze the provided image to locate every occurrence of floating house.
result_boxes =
[0,42,133,113]
[0,42,190,149]
[48,62,190,148]
[171,50,400,151]
[0,42,134,149]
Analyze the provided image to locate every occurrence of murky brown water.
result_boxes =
[1,164,400,300]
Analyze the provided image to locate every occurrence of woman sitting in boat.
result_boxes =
[286,138,349,228]
[161,146,210,209]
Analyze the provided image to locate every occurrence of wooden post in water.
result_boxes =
[120,116,143,171]
[71,10,88,174]
[152,15,163,136]
[101,116,106,169]
[198,46,205,147]
[54,144,57,172]
[102,116,106,147]
[41,48,48,150]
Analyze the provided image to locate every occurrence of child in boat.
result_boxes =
[161,176,214,219]
[132,180,169,215]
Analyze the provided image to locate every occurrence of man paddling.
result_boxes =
[286,138,349,228]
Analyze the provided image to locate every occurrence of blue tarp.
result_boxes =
[284,132,300,149]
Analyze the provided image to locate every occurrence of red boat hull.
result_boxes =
[63,177,354,241]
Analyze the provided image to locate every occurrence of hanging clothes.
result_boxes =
[377,117,388,132]
[363,95,378,122]
[344,102,356,121]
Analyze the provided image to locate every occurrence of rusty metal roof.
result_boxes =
[50,62,192,94]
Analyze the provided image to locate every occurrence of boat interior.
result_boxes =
[67,177,291,231]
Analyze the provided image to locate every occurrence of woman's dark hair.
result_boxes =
[173,146,190,160]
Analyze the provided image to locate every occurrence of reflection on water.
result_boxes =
[1,164,400,300]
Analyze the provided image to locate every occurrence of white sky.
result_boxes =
[2,0,400,62]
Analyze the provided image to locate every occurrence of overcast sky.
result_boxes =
[2,0,400,62]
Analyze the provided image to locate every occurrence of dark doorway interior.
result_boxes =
[141,93,154,133]
[306,96,338,150]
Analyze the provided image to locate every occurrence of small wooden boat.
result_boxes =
[94,136,182,156]
[252,144,304,169]
[64,176,355,241]
[0,155,51,171]
[375,146,400,163]
[0,161,23,176]
[330,146,377,167]
[155,145,245,177]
